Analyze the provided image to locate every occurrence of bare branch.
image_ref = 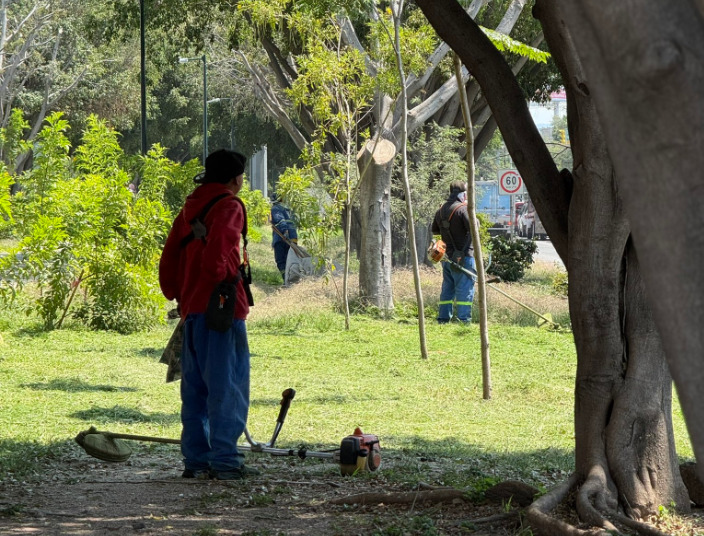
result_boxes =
[407,0,488,98]
[237,51,308,151]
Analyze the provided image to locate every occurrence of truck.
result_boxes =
[475,181,512,235]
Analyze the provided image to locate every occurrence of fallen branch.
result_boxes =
[328,488,466,506]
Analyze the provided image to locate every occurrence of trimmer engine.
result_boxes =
[339,427,381,475]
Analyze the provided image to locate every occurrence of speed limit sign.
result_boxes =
[498,169,525,195]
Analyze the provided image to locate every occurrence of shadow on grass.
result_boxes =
[250,391,390,410]
[70,405,179,426]
[137,347,163,358]
[10,324,51,338]
[22,378,139,393]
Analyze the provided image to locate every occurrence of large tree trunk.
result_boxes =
[417,0,691,526]
[357,138,395,311]
[537,0,690,517]
[556,0,704,484]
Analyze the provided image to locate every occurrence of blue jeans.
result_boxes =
[438,256,476,323]
[181,314,250,473]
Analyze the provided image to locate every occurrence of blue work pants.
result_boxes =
[273,241,290,277]
[438,256,476,323]
[181,314,250,473]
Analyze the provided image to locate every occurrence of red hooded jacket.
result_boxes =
[159,182,249,320]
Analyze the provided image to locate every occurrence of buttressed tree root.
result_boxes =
[526,474,673,536]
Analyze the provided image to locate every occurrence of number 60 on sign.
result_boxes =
[498,169,525,195]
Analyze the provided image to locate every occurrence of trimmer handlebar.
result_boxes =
[277,388,296,424]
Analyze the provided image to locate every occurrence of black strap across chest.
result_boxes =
[179,193,231,248]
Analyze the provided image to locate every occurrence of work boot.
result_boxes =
[182,468,211,480]
[213,466,261,480]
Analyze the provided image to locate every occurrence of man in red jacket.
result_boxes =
[159,149,257,480]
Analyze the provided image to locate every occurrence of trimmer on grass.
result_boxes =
[428,239,560,330]
[75,388,381,476]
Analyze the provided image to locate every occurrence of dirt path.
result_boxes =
[0,449,521,535]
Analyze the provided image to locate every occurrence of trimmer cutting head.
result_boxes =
[75,426,133,462]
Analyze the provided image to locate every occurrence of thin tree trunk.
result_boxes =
[392,0,428,359]
[342,122,353,331]
[454,53,491,399]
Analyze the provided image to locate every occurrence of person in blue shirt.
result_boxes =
[270,195,298,281]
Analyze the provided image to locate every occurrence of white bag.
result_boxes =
[284,247,314,286]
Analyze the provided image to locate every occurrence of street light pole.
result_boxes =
[140,0,147,155]
[179,55,208,164]
[201,54,207,162]
[207,97,236,150]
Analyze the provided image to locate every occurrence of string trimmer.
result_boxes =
[428,239,560,329]
[75,388,381,476]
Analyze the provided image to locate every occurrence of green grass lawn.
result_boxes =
[0,238,694,492]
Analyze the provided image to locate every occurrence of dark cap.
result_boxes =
[195,149,247,184]
[449,180,466,195]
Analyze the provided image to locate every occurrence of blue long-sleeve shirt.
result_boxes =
[271,202,298,245]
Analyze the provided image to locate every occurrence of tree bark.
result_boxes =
[556,0,704,484]
[417,0,691,522]
[357,138,395,311]
[536,0,690,517]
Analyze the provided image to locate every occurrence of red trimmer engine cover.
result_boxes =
[339,427,381,475]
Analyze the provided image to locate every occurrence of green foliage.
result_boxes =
[481,27,550,64]
[13,113,71,230]
[76,254,164,333]
[396,123,468,225]
[0,170,13,228]
[551,270,568,297]
[74,115,125,176]
[487,234,537,282]
[137,144,202,216]
[275,164,340,258]
[238,181,270,243]
[287,33,374,128]
[367,9,438,95]
[0,109,31,170]
[238,0,378,266]
[475,212,492,255]
[123,197,173,267]
[0,114,201,332]
[0,109,29,235]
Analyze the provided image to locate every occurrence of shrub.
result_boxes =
[551,270,568,296]
[76,255,164,333]
[238,181,270,243]
[487,234,537,282]
[0,113,198,332]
